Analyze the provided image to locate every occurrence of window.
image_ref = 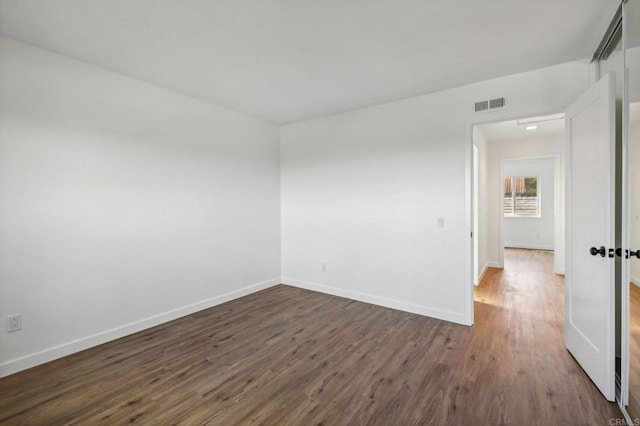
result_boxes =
[504,176,539,217]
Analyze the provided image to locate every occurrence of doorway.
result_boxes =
[471,113,565,287]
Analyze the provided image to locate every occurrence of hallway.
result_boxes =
[472,248,620,423]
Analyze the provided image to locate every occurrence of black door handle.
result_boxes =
[612,248,640,259]
[590,246,606,257]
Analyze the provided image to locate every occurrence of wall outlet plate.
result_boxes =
[7,314,22,332]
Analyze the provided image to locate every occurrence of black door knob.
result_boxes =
[590,246,606,257]
[630,250,640,259]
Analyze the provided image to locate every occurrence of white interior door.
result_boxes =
[565,72,616,401]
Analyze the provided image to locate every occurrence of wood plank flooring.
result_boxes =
[0,249,622,424]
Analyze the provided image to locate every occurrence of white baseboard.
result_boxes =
[487,261,503,269]
[0,277,280,378]
[631,275,640,287]
[476,263,490,286]
[478,262,490,282]
[504,243,554,251]
[282,277,468,325]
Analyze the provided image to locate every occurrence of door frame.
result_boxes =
[473,144,480,285]
[465,108,568,325]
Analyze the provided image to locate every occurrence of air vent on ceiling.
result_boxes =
[474,97,506,113]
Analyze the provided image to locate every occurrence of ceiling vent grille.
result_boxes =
[474,100,489,112]
[489,97,505,109]
[474,97,506,113]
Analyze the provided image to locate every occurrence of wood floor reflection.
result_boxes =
[629,283,640,419]
[0,248,621,424]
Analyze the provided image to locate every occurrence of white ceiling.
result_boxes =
[478,114,566,143]
[0,1,618,124]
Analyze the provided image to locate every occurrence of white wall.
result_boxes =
[281,61,588,325]
[503,158,555,250]
[485,133,565,271]
[0,37,281,377]
[627,46,640,103]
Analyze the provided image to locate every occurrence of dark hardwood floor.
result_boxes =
[0,249,622,424]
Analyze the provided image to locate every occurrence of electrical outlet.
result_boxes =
[7,314,22,333]
[321,263,327,272]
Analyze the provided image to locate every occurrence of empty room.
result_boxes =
[1,0,640,424]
